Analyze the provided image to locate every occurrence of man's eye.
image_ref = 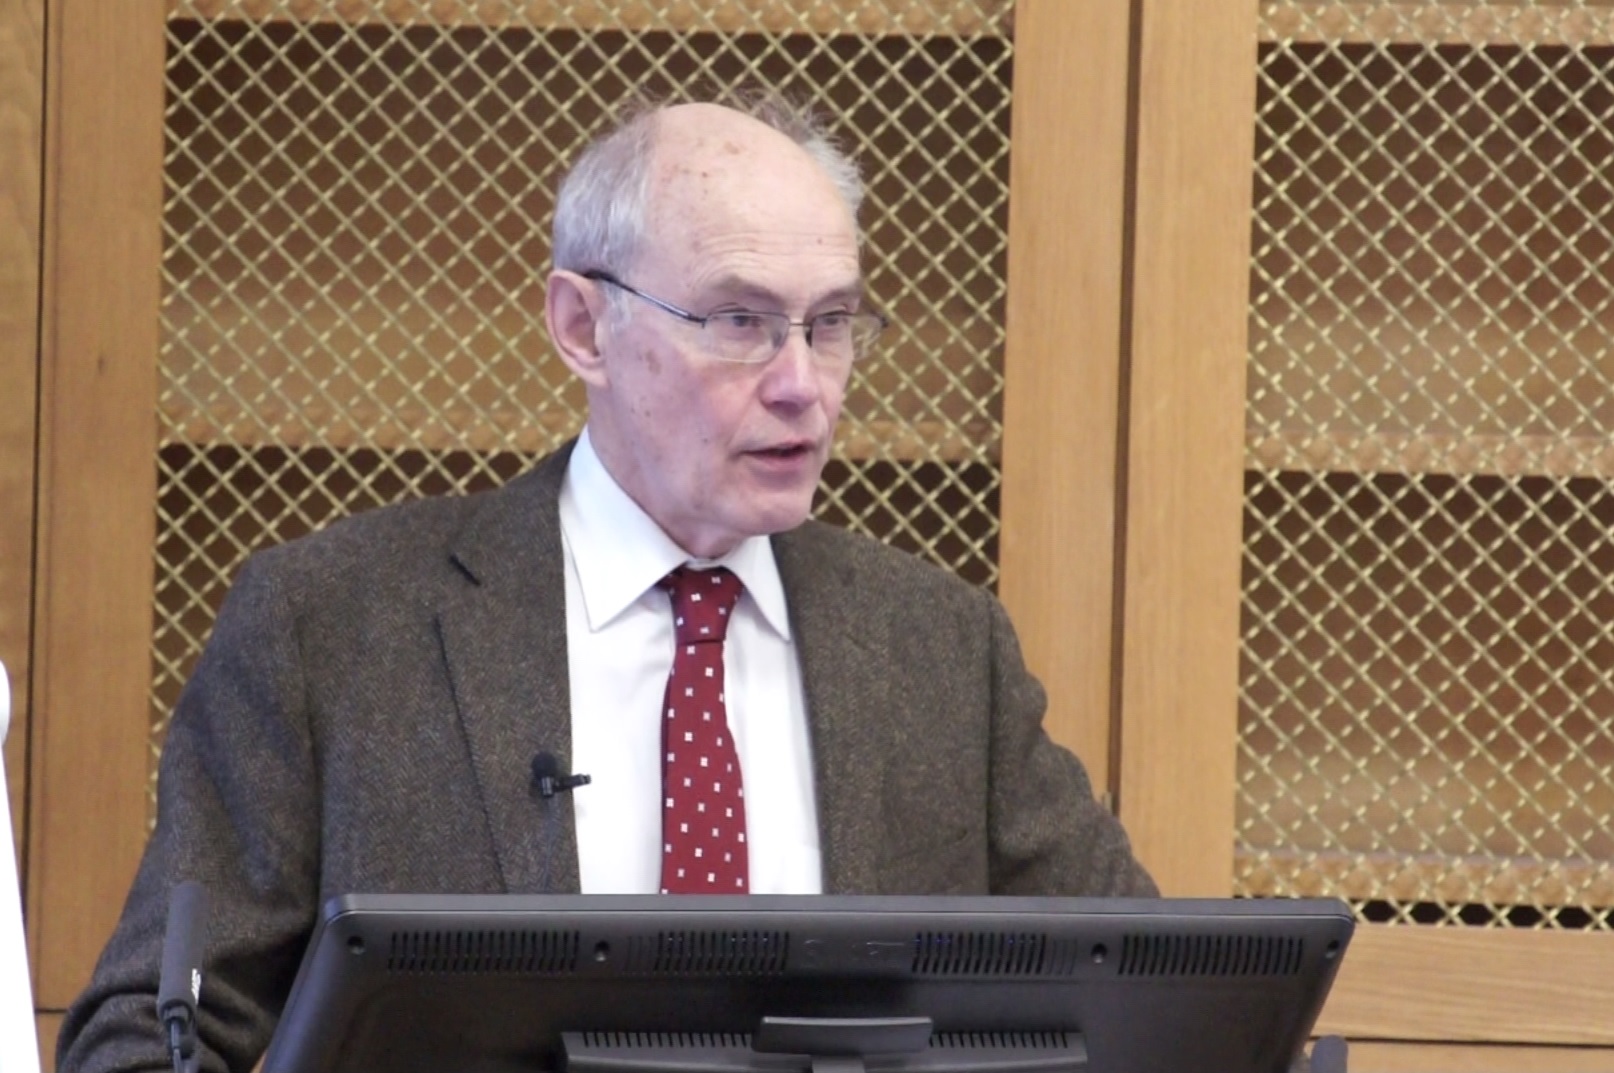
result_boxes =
[711,311,770,332]
[813,312,854,331]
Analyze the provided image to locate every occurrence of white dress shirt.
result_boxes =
[559,430,823,894]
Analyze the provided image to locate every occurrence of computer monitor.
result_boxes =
[260,894,1353,1073]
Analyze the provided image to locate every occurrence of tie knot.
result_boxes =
[661,566,744,645]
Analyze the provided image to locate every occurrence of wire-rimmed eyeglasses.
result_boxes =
[584,271,887,366]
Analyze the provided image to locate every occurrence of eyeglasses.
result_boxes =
[584,271,887,366]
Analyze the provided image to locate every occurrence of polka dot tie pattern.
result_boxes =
[658,566,748,894]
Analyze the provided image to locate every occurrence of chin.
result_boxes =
[745,499,815,538]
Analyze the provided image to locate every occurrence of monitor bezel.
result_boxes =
[260,893,1354,1073]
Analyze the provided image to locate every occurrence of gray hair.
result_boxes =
[550,90,865,291]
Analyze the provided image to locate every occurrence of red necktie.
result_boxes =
[659,566,748,894]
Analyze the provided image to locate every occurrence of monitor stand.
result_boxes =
[563,1016,1090,1073]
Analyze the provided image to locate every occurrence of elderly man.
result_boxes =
[59,93,1154,1072]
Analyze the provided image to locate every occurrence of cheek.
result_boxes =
[650,380,726,461]
[821,370,851,415]
[621,328,663,378]
[620,348,683,423]
[695,379,757,436]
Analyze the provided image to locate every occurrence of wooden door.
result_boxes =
[1115,2,1614,1067]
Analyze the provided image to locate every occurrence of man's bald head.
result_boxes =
[550,93,863,283]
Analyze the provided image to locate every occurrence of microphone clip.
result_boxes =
[531,752,592,799]
[535,771,592,798]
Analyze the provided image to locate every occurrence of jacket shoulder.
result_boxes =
[242,450,568,599]
[780,519,989,605]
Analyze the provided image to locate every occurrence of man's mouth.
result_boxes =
[749,443,813,460]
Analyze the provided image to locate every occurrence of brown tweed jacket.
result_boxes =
[58,442,1155,1073]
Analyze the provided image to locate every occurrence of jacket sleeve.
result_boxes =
[56,553,322,1073]
[981,589,1160,898]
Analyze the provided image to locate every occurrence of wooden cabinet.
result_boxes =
[1242,8,1614,904]
[10,1,1613,1070]
[1226,0,1614,1052]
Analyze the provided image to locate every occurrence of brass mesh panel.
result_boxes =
[1242,3,1614,927]
[154,2,1013,804]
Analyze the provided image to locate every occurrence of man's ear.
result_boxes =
[546,270,611,388]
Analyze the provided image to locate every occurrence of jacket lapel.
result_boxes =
[434,445,580,893]
[432,459,886,896]
[775,527,892,894]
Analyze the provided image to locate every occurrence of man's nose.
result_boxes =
[761,327,824,403]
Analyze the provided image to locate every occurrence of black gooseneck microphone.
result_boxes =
[156,880,210,1073]
[531,751,592,798]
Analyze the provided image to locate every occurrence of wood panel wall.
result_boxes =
[35,1011,59,1070]
[0,0,42,891]
[30,0,166,1017]
[1112,0,1256,897]
[1349,1041,1614,1073]
[1320,926,1614,1047]
[999,0,1131,798]
[1097,0,1614,1060]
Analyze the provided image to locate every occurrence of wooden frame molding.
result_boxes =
[1113,0,1259,896]
[0,0,44,902]
[31,0,166,1010]
[1321,925,1614,1047]
[999,0,1132,794]
[1346,1041,1614,1073]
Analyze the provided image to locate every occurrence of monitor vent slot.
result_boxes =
[911,932,1048,976]
[1042,937,1085,976]
[626,930,790,975]
[931,1032,1079,1050]
[1117,933,1304,977]
[575,1033,754,1049]
[387,928,580,974]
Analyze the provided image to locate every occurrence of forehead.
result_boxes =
[636,106,860,295]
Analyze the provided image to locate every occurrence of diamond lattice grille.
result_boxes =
[153,1,1013,806]
[1242,3,1614,928]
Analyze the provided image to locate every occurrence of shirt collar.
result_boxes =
[559,428,793,640]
